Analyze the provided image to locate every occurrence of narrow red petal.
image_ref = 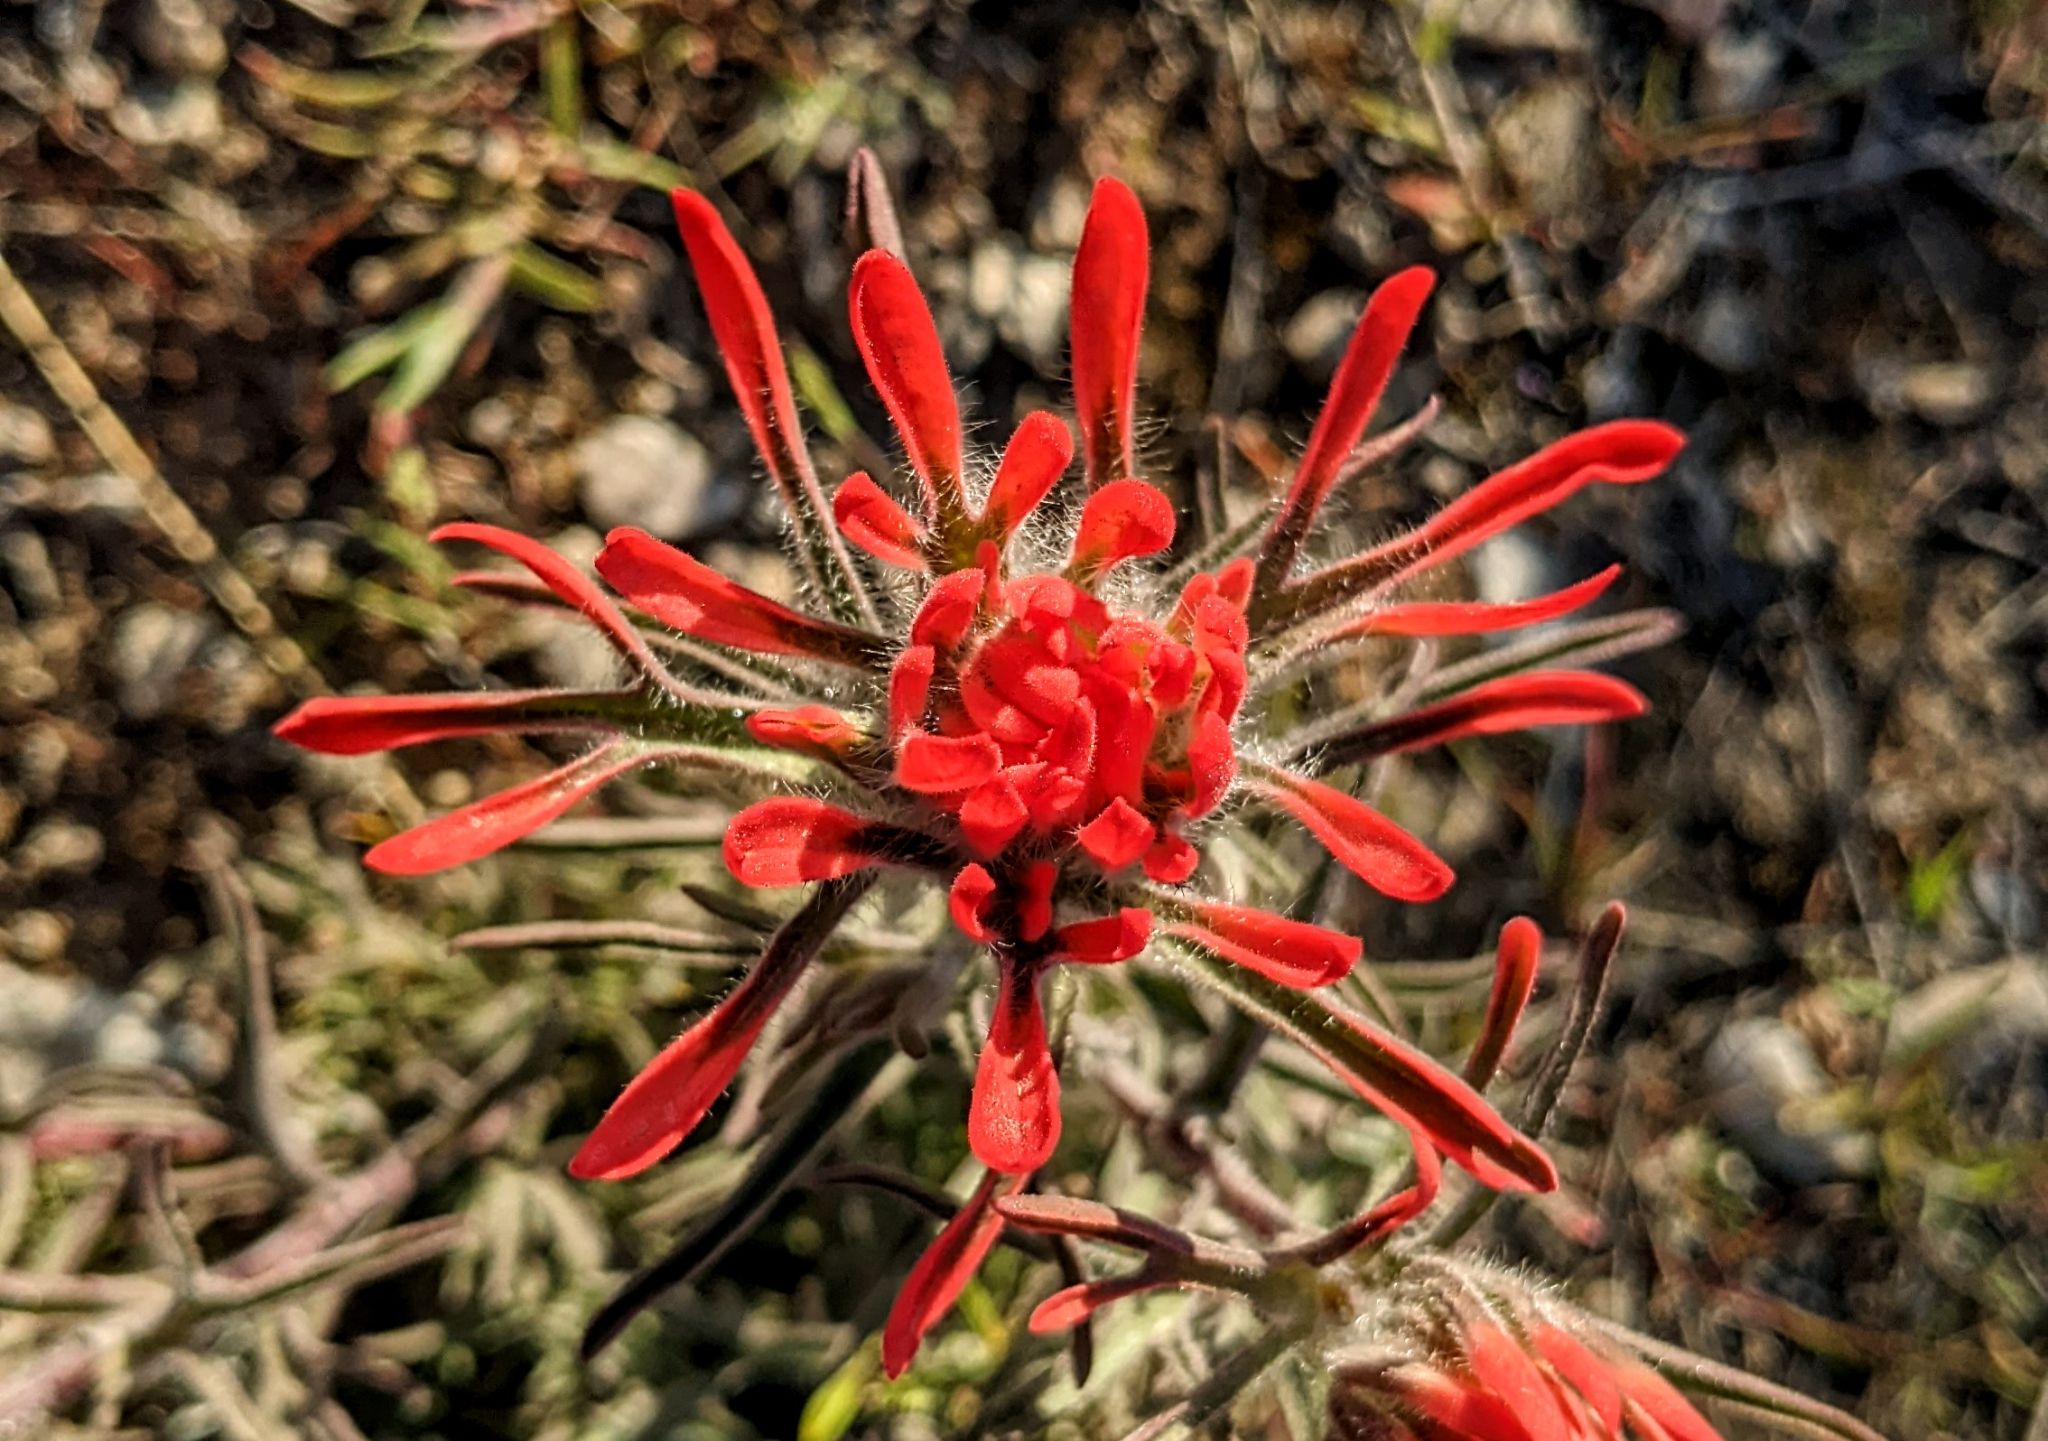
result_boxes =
[1298,993,1555,1193]
[1349,564,1622,638]
[1168,901,1361,989]
[1465,916,1541,1088]
[722,798,888,886]
[745,705,863,762]
[1332,671,1649,760]
[1250,772,1453,902]
[595,528,879,666]
[364,740,646,875]
[981,411,1074,541]
[1141,831,1198,884]
[958,775,1029,857]
[670,190,815,509]
[897,731,1002,794]
[849,250,965,523]
[1464,1320,1578,1441]
[1530,1325,1624,1438]
[1068,479,1175,579]
[889,645,936,742]
[568,903,827,1181]
[1616,1364,1725,1441]
[1378,1364,1538,1441]
[833,471,928,570]
[909,569,988,651]
[1074,798,1154,872]
[1051,908,1153,965]
[1256,267,1435,589]
[1353,420,1685,592]
[880,1169,1020,1377]
[1070,177,1148,490]
[948,864,998,943]
[274,689,612,756]
[1028,1275,1164,1334]
[432,522,660,677]
[969,961,1060,1173]
[1184,710,1237,817]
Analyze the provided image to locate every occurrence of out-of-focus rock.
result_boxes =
[1688,288,1769,375]
[1456,0,1587,52]
[1695,26,1784,116]
[1490,79,1596,235]
[1884,961,2048,1080]
[1284,290,1366,382]
[110,602,215,720]
[0,400,56,465]
[136,0,228,76]
[112,82,224,148]
[573,415,712,540]
[1704,1017,1876,1186]
[995,255,1070,372]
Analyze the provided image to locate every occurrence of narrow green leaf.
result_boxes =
[508,243,603,312]
[325,303,445,393]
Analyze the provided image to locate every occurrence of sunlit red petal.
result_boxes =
[668,191,863,606]
[897,731,1002,794]
[889,645,936,742]
[969,961,1059,1173]
[365,740,649,875]
[431,523,662,677]
[1184,710,1237,817]
[980,410,1074,541]
[909,568,988,651]
[1347,565,1622,639]
[1349,421,1685,594]
[1068,479,1175,578]
[1615,1363,1725,1441]
[1464,1320,1577,1441]
[833,471,928,569]
[1378,1363,1537,1441]
[958,774,1029,856]
[723,798,891,886]
[1051,908,1152,965]
[596,528,880,666]
[1466,916,1541,1089]
[568,891,834,1181]
[1071,177,1148,490]
[880,1169,1021,1377]
[1142,831,1199,884]
[948,864,998,943]
[745,705,863,761]
[1167,901,1361,989]
[1028,1276,1165,1334]
[849,250,966,524]
[1075,798,1154,872]
[1250,771,1453,902]
[1332,671,1649,762]
[1530,1325,1624,1438]
[275,689,616,756]
[1256,267,1436,590]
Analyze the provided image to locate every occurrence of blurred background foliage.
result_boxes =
[1,0,2046,1437]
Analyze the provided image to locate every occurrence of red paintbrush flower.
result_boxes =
[276,173,1682,1374]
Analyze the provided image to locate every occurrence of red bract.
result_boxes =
[275,172,1684,1377]
[1347,1309,1727,1441]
